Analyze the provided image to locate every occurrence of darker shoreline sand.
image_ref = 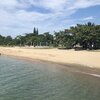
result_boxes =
[2,54,100,78]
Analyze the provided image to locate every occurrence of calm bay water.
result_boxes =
[0,56,100,100]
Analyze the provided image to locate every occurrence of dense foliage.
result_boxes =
[0,23,100,50]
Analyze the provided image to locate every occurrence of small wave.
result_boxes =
[75,71,100,78]
[90,74,100,77]
[11,64,16,67]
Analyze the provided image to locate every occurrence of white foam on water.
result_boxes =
[90,74,100,77]
[75,71,100,78]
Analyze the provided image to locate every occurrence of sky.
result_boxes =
[0,0,100,37]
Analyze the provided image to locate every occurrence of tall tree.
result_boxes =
[33,27,36,34]
[36,28,39,35]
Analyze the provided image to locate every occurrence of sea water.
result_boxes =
[0,56,100,100]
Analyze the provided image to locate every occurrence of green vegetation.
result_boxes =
[0,23,100,50]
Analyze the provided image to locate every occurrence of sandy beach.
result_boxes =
[0,47,100,69]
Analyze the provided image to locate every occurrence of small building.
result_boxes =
[73,44,83,50]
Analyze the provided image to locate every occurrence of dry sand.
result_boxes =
[0,47,100,69]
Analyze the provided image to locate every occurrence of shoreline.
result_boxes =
[0,47,100,77]
[2,54,100,78]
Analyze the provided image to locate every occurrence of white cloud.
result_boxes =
[0,0,100,36]
[68,0,100,10]
[20,0,67,12]
[83,16,94,21]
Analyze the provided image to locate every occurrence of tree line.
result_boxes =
[0,22,100,50]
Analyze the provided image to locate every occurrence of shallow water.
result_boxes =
[0,56,100,100]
